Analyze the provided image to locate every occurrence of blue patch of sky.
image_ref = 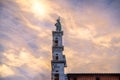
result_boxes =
[44,22,53,29]
[0,33,11,41]
[106,0,114,5]
[28,42,38,50]
[0,44,4,52]
[68,0,83,6]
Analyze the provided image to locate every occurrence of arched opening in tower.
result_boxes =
[56,55,58,60]
[54,38,58,46]
[54,74,59,80]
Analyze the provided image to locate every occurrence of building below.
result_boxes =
[67,73,120,80]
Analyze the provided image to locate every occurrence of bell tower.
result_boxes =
[51,18,67,80]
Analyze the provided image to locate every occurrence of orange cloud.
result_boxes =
[0,0,120,80]
[0,64,14,77]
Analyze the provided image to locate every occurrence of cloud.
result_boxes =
[0,0,120,80]
[0,64,15,77]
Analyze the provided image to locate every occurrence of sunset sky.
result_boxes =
[0,0,120,80]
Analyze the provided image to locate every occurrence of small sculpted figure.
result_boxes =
[55,17,62,31]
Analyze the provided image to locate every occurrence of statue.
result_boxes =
[55,17,62,31]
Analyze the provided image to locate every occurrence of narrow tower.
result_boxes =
[51,18,67,80]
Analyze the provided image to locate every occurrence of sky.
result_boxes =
[0,0,120,80]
